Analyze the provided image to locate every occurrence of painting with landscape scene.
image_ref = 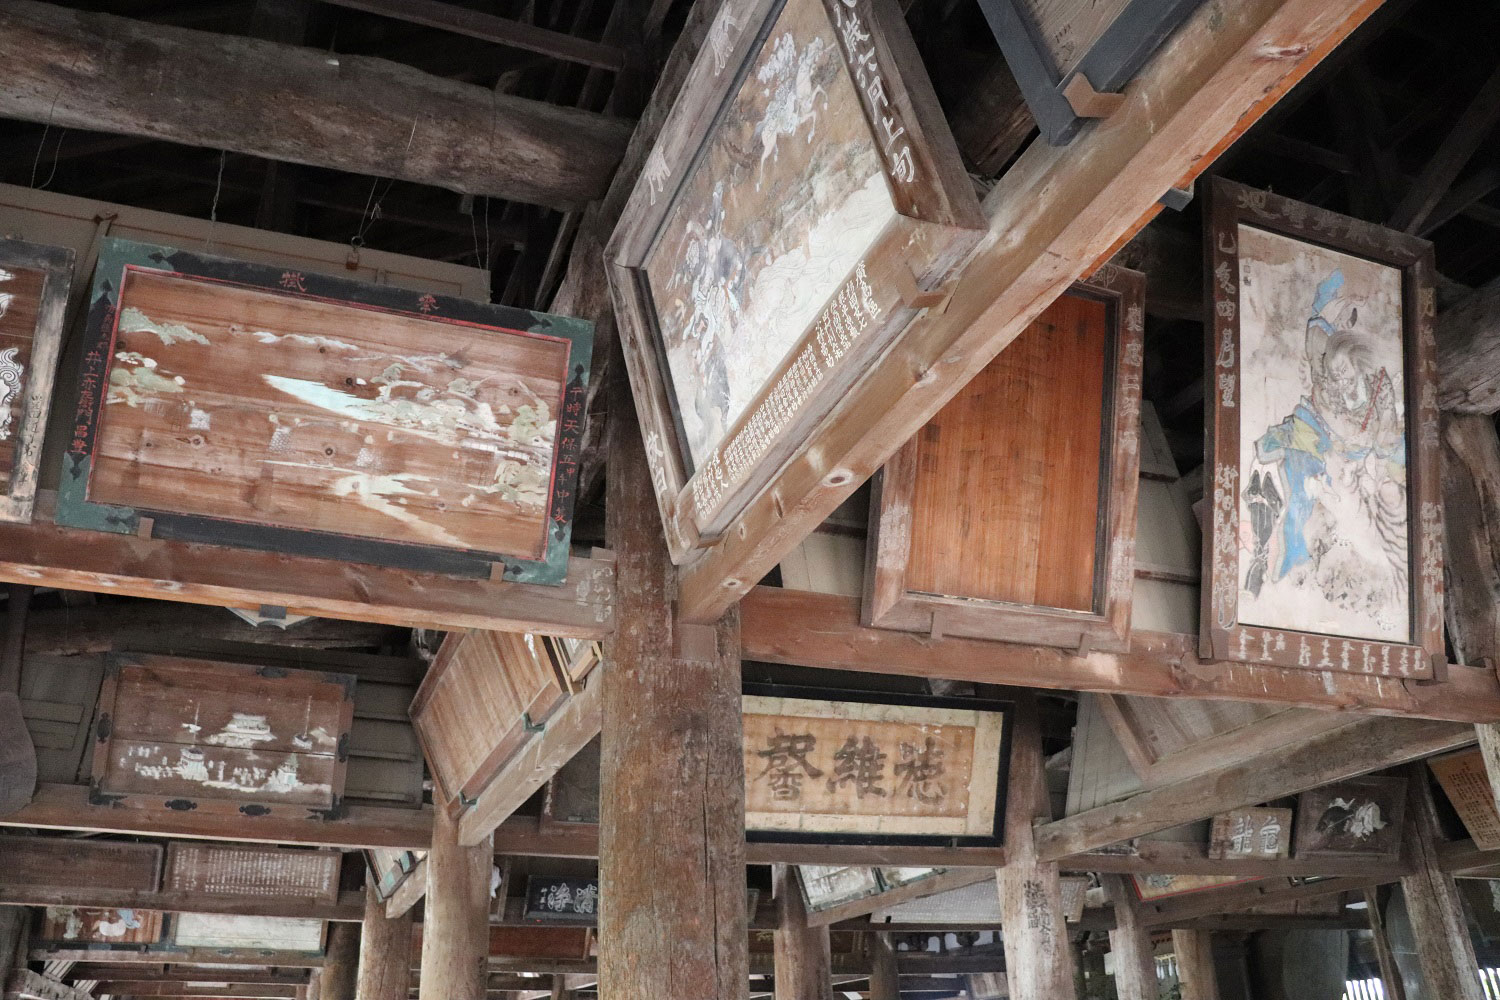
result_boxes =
[1234,224,1409,643]
[641,0,898,468]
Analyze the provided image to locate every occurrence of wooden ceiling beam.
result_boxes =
[318,0,625,71]
[739,587,1500,722]
[0,0,633,211]
[0,496,614,637]
[1073,838,1412,879]
[1438,279,1500,414]
[93,987,296,999]
[0,885,365,922]
[1031,716,1474,862]
[1138,875,1378,928]
[1387,64,1500,234]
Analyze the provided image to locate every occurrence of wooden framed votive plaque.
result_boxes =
[1202,178,1443,678]
[605,0,985,570]
[863,265,1146,651]
[56,237,592,584]
[0,236,73,523]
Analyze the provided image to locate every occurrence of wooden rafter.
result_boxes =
[0,1,634,211]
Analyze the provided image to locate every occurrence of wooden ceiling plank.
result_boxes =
[0,502,614,637]
[739,587,1500,722]
[1031,717,1474,862]
[319,0,625,71]
[0,0,633,211]
[672,0,1389,622]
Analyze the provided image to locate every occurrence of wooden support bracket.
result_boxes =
[1063,73,1127,119]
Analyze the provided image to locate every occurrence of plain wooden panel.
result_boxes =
[163,842,340,901]
[410,629,568,814]
[0,835,161,892]
[905,294,1106,612]
[20,653,103,784]
[89,267,570,558]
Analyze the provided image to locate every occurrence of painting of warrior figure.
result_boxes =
[1235,224,1409,643]
[642,0,897,467]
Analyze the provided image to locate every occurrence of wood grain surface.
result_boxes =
[90,267,570,558]
[906,294,1106,611]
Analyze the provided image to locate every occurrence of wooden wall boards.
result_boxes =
[0,238,72,524]
[409,629,569,820]
[1203,178,1442,678]
[606,0,984,576]
[56,238,592,584]
[743,686,1008,845]
[0,834,161,892]
[975,0,1204,145]
[1429,748,1500,850]
[88,653,355,818]
[864,267,1145,650]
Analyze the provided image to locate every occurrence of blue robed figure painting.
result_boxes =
[1237,225,1410,643]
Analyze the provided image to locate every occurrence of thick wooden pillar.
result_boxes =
[1171,930,1221,1000]
[597,364,748,999]
[995,691,1075,999]
[867,932,900,1000]
[1398,764,1484,1000]
[418,805,493,1000]
[0,905,26,976]
[1103,875,1157,1000]
[356,884,413,1000]
[321,920,359,1000]
[772,866,831,1000]
[303,969,322,1000]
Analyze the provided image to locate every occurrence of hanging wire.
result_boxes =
[205,150,227,252]
[29,126,66,190]
[351,118,420,255]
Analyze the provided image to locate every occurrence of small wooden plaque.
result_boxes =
[1430,748,1500,851]
[1207,807,1293,861]
[1293,775,1407,860]
[164,843,341,902]
[39,907,164,945]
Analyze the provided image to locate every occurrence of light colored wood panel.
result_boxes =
[90,268,567,558]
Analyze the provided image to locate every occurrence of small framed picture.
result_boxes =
[1293,776,1407,860]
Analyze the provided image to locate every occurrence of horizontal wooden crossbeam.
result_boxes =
[0,498,614,637]
[740,587,1500,721]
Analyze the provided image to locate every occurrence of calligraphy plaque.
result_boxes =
[743,686,1008,845]
[864,270,1145,650]
[56,238,592,584]
[1207,807,1292,861]
[1203,179,1443,677]
[0,236,72,523]
[164,843,341,902]
[523,876,600,922]
[606,0,984,572]
[1430,748,1500,851]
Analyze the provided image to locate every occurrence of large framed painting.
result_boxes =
[0,237,73,524]
[863,266,1145,651]
[56,238,592,584]
[606,0,985,566]
[743,685,1009,846]
[1202,179,1443,678]
[974,0,1205,146]
[89,653,356,819]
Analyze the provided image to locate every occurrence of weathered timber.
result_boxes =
[0,908,22,979]
[0,2,632,210]
[383,858,428,920]
[29,948,324,967]
[419,807,491,1000]
[1365,887,1408,1000]
[320,923,357,1000]
[0,885,363,922]
[1399,765,1485,1000]
[995,692,1075,999]
[93,986,296,999]
[319,0,625,70]
[1104,875,1158,1000]
[0,501,613,637]
[773,866,832,1000]
[803,869,994,928]
[1139,874,1381,927]
[1032,717,1475,861]
[1444,415,1500,666]
[4,970,91,1000]
[1171,930,1221,1000]
[672,0,1389,622]
[0,783,432,849]
[24,603,403,656]
[1075,838,1409,879]
[598,359,747,999]
[740,587,1500,722]
[1438,276,1500,414]
[867,934,899,1000]
[1387,65,1500,234]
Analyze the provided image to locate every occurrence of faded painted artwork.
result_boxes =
[742,695,1004,838]
[1293,776,1406,858]
[89,267,571,558]
[0,264,43,479]
[1235,225,1409,643]
[1132,873,1256,902]
[643,0,897,466]
[41,907,164,944]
